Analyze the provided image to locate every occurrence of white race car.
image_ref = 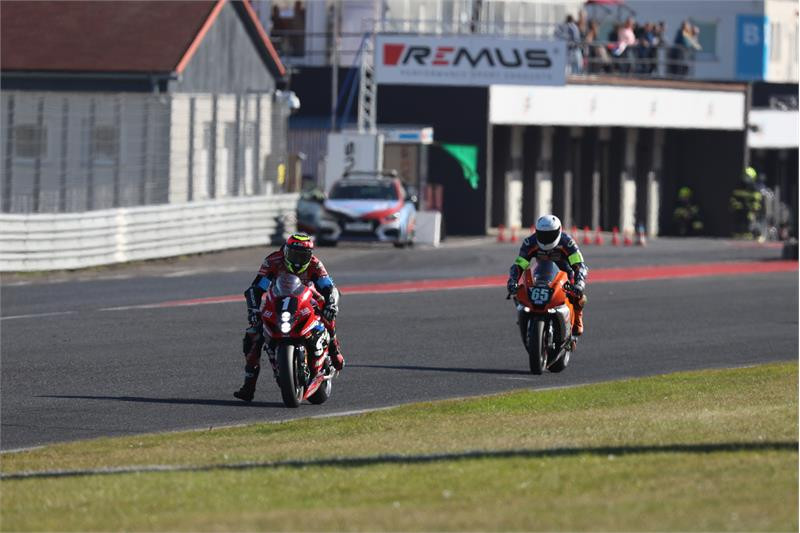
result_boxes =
[316,173,417,248]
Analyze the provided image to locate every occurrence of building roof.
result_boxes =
[1,0,285,77]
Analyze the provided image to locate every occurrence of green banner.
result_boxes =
[441,143,479,190]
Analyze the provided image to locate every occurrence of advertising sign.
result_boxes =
[375,35,566,87]
[735,14,769,80]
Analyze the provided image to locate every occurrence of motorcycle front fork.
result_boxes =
[519,312,569,354]
[264,340,325,382]
[264,340,278,379]
[517,312,529,346]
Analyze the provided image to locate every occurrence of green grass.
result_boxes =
[1,362,797,531]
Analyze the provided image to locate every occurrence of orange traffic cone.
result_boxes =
[594,226,604,245]
[497,224,506,243]
[510,226,519,243]
[582,226,592,245]
[636,225,647,246]
[611,226,620,246]
[571,225,578,237]
[623,229,633,246]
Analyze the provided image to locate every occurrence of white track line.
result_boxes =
[19,443,798,480]
[0,362,780,457]
[163,269,206,278]
[0,311,76,321]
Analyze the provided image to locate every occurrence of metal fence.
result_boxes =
[1,90,293,214]
[263,0,705,81]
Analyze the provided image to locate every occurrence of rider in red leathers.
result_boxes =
[235,233,344,402]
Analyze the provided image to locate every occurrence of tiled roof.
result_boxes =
[1,0,284,76]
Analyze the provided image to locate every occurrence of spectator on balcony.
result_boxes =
[669,20,702,76]
[651,21,667,74]
[270,1,306,57]
[555,14,584,74]
[576,10,588,38]
[585,19,611,73]
[609,17,637,73]
[635,22,657,74]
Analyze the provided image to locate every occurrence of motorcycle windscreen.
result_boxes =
[532,260,560,284]
[273,273,305,297]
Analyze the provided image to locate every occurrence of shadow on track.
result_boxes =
[349,363,531,376]
[38,394,284,408]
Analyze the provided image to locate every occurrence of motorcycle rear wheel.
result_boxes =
[277,344,303,408]
[527,320,546,375]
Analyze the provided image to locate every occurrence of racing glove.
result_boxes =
[571,281,585,299]
[507,278,518,296]
[322,302,338,322]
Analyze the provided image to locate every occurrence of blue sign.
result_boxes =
[735,14,769,80]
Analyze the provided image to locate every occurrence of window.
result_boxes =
[91,124,119,162]
[14,124,46,159]
[329,181,398,201]
[223,122,257,149]
[270,0,306,57]
[440,0,454,33]
[80,121,119,165]
[692,20,718,57]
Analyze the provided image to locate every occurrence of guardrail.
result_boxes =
[0,194,299,272]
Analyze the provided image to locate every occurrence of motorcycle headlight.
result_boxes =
[280,312,291,322]
[280,322,291,334]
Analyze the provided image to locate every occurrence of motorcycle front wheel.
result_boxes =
[277,344,303,407]
[307,377,331,405]
[549,348,570,373]
[527,320,546,375]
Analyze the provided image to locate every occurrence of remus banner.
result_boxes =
[375,35,567,87]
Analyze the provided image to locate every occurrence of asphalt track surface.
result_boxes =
[1,237,797,451]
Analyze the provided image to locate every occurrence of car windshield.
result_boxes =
[329,182,398,201]
[273,274,304,297]
[533,260,560,284]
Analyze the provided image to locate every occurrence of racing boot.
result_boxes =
[328,335,345,371]
[234,365,260,402]
[572,297,585,336]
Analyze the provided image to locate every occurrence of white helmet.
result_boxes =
[535,215,562,251]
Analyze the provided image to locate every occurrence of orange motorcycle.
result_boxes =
[509,259,579,374]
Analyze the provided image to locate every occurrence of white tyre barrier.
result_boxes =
[0,194,299,272]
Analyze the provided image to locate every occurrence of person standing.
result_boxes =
[556,15,584,75]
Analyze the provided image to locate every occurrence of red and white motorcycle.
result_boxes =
[261,274,337,407]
